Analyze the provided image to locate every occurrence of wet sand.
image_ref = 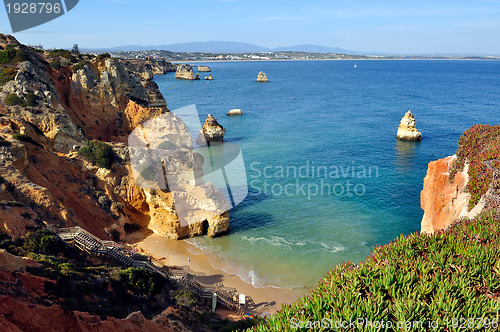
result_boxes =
[128,232,307,315]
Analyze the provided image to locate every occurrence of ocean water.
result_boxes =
[155,60,500,289]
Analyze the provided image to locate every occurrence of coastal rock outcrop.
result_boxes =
[204,75,213,80]
[174,64,195,80]
[256,71,269,82]
[198,66,211,72]
[396,110,422,141]
[0,34,230,241]
[420,155,486,234]
[197,114,225,144]
[227,109,242,116]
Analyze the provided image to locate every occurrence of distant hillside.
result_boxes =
[91,41,366,55]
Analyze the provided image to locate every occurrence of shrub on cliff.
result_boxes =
[48,49,76,62]
[49,60,61,70]
[96,53,111,60]
[78,140,115,169]
[0,45,29,64]
[23,229,64,255]
[255,210,500,331]
[449,124,500,210]
[72,60,88,72]
[4,93,25,106]
[120,267,165,297]
[0,67,17,85]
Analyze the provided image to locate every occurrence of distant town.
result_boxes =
[109,50,500,61]
[28,44,500,61]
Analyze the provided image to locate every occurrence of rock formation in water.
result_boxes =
[256,71,269,82]
[198,66,211,72]
[174,64,195,80]
[226,109,242,116]
[396,110,422,141]
[195,73,200,80]
[197,114,225,145]
[204,74,213,80]
[0,34,229,241]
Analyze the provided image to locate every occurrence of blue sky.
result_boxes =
[1,0,500,54]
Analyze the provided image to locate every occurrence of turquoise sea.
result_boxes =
[155,60,500,289]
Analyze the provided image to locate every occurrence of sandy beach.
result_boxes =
[127,231,307,316]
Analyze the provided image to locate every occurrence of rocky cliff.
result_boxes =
[396,110,422,141]
[0,34,230,240]
[175,64,195,80]
[420,125,500,234]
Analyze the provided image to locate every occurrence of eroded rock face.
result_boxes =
[257,71,269,82]
[198,66,211,72]
[396,110,422,141]
[420,155,483,234]
[0,34,231,241]
[175,65,195,80]
[197,114,225,144]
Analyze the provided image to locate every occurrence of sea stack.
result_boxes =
[226,109,242,116]
[256,71,269,82]
[175,64,195,80]
[197,114,225,145]
[205,74,213,80]
[396,110,422,141]
[198,66,211,72]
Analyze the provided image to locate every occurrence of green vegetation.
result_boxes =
[449,125,500,210]
[49,60,61,70]
[120,267,165,297]
[255,210,500,331]
[72,60,88,72]
[0,67,17,85]
[48,49,77,62]
[0,228,258,330]
[12,133,42,148]
[0,44,29,64]
[96,53,111,60]
[4,93,25,106]
[25,92,37,106]
[78,140,115,169]
[23,229,64,255]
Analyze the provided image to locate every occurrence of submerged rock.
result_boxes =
[226,109,242,116]
[396,110,422,141]
[197,114,225,144]
[256,71,269,82]
[175,64,195,80]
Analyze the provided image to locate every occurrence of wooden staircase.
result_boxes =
[51,226,248,312]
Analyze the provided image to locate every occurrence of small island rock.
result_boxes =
[256,71,269,82]
[175,64,195,80]
[226,109,242,116]
[204,74,213,80]
[197,114,225,145]
[198,66,212,72]
[396,110,422,141]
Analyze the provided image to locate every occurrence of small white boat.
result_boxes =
[354,63,357,68]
